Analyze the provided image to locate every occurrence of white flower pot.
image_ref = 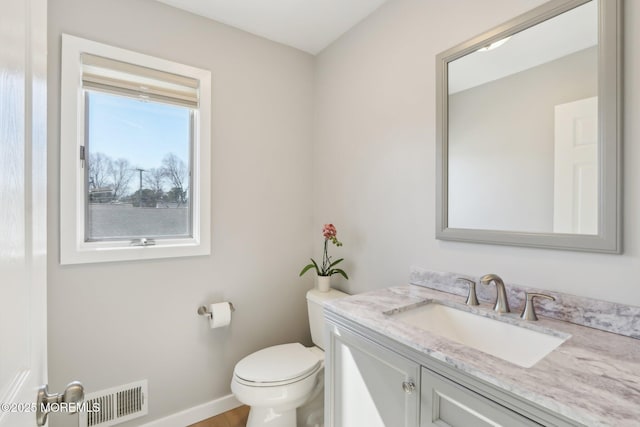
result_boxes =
[316,275,331,292]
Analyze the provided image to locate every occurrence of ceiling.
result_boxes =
[155,0,389,55]
[449,1,597,93]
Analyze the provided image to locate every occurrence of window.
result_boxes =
[60,35,211,264]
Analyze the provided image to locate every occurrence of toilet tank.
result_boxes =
[306,288,349,349]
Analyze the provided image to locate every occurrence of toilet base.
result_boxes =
[247,406,296,427]
[296,382,323,427]
[242,371,324,427]
[246,395,323,427]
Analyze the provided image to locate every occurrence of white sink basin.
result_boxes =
[390,302,569,368]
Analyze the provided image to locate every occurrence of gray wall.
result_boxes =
[448,47,597,232]
[47,0,640,425]
[47,0,314,425]
[314,0,640,306]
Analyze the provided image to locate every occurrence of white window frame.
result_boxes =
[60,34,211,264]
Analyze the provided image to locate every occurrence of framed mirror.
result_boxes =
[436,0,621,253]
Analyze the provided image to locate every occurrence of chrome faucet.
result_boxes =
[480,274,510,313]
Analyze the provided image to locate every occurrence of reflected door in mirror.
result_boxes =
[553,97,598,234]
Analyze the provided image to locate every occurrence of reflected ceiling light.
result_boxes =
[477,36,512,52]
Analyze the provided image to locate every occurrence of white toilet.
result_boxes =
[231,288,348,427]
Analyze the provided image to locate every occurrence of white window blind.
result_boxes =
[81,53,200,108]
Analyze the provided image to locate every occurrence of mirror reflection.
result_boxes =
[447,1,598,234]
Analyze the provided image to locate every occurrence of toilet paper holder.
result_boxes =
[197,302,235,318]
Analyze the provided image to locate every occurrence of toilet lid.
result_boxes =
[234,343,321,384]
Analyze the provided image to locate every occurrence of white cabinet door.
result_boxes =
[326,325,420,427]
[420,368,540,427]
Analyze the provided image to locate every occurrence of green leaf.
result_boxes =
[310,258,322,275]
[329,258,344,267]
[299,263,315,277]
[330,268,349,280]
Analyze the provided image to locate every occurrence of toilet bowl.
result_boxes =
[231,289,348,427]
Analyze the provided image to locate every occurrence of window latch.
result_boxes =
[131,238,156,247]
[79,146,85,167]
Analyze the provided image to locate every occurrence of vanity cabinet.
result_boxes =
[421,368,538,427]
[325,323,420,427]
[325,317,581,427]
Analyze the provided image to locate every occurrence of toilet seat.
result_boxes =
[234,343,322,387]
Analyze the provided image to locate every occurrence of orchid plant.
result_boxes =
[299,224,349,279]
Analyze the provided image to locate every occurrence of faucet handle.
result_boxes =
[520,292,555,321]
[457,278,479,306]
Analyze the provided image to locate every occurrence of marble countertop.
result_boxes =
[325,285,640,427]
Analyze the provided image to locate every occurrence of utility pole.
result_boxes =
[136,168,145,207]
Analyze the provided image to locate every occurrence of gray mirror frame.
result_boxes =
[436,0,622,253]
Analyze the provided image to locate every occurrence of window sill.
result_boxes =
[60,237,210,265]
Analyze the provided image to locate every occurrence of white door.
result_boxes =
[553,97,598,235]
[0,0,47,425]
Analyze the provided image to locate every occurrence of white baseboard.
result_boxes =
[139,394,242,427]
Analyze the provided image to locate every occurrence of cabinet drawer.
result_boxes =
[421,367,540,427]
